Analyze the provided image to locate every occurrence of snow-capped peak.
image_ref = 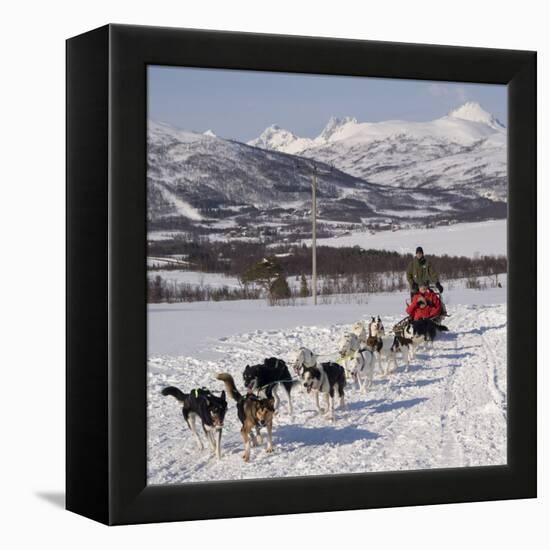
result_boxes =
[248,124,295,148]
[447,102,505,130]
[318,115,358,141]
[248,124,314,154]
[203,129,217,137]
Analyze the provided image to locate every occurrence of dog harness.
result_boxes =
[192,387,210,398]
[337,350,355,366]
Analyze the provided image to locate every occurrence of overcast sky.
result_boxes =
[148,65,507,142]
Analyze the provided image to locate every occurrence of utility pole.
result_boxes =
[311,167,317,305]
[295,161,332,306]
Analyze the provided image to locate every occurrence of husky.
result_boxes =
[338,332,363,379]
[393,317,449,361]
[366,316,401,375]
[242,357,295,416]
[351,320,368,346]
[338,332,362,356]
[410,318,449,343]
[301,362,346,422]
[349,348,376,393]
[290,347,317,377]
[376,316,418,366]
[161,386,227,460]
[216,373,275,462]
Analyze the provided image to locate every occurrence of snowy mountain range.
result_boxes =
[248,102,507,201]
[148,102,507,239]
[148,121,388,221]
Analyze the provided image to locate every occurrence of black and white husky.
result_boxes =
[242,357,295,415]
[367,317,401,374]
[393,318,449,360]
[161,386,227,459]
[301,362,346,421]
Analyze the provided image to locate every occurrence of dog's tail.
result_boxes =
[161,386,187,402]
[216,373,242,402]
[435,323,449,332]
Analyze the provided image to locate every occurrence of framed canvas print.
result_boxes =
[66,24,537,525]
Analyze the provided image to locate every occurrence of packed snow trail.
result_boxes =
[147,301,506,484]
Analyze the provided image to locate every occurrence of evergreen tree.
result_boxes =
[242,256,281,287]
[270,274,291,302]
[299,273,309,297]
[149,275,164,303]
[241,256,287,305]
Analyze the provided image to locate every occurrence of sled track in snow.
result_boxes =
[479,327,507,423]
[437,335,466,467]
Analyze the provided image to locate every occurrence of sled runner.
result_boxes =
[430,289,449,324]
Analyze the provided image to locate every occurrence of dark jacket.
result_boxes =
[406,256,439,289]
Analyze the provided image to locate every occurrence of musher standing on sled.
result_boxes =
[406,246,443,299]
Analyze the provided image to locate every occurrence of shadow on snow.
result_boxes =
[391,377,444,389]
[275,423,379,445]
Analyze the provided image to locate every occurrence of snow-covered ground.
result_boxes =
[303,219,506,257]
[147,283,507,484]
[148,269,243,289]
[148,269,367,293]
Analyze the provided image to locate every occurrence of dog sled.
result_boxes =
[393,289,449,335]
[429,289,449,325]
[392,314,447,336]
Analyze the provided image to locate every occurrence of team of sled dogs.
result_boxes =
[162,316,448,462]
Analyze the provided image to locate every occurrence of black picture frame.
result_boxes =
[66,24,537,526]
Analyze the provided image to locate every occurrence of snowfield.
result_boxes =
[148,269,243,289]
[303,219,507,257]
[147,285,507,484]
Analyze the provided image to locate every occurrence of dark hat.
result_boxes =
[419,280,430,287]
[416,246,424,254]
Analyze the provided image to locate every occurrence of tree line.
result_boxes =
[148,237,507,281]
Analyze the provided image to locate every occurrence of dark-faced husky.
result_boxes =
[216,373,275,462]
[242,357,295,415]
[161,386,227,460]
